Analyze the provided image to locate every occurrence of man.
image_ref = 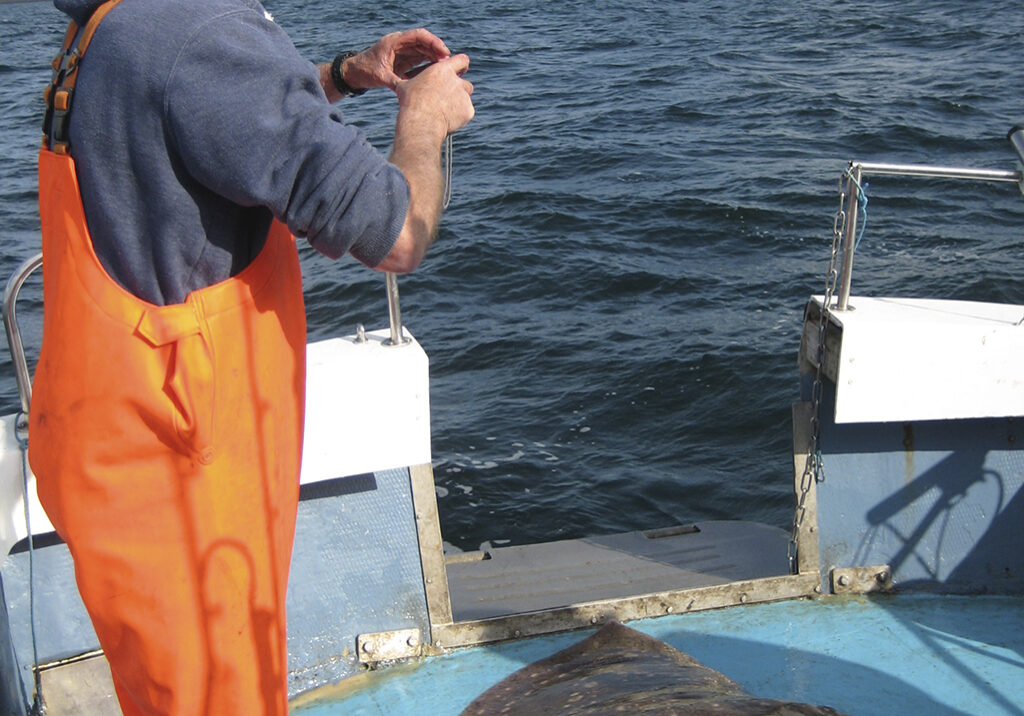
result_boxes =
[29,0,474,713]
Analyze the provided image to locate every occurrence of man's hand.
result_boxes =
[394,54,474,140]
[320,29,451,100]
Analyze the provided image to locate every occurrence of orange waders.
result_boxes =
[30,61,307,716]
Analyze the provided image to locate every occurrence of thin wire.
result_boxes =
[17,417,45,715]
[442,135,453,209]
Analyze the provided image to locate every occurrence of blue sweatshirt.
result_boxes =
[53,0,409,305]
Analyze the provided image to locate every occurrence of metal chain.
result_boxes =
[788,171,847,574]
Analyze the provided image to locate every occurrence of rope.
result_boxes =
[844,167,869,250]
[16,417,46,715]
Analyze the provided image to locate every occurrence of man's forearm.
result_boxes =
[363,52,473,274]
[378,116,446,272]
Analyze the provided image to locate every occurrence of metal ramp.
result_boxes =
[446,521,790,621]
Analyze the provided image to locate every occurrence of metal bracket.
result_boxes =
[830,565,893,594]
[356,628,422,664]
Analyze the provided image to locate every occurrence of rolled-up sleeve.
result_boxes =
[163,9,408,267]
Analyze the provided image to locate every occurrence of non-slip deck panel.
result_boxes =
[446,521,790,621]
[286,466,429,693]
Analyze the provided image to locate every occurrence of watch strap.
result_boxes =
[331,51,366,98]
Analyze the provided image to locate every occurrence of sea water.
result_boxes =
[1,0,1022,551]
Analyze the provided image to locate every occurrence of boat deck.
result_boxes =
[291,593,1024,715]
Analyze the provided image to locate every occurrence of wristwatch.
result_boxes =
[331,51,367,98]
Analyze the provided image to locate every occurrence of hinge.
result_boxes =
[830,565,893,594]
[356,628,422,664]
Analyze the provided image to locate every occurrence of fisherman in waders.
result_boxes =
[31,1,474,713]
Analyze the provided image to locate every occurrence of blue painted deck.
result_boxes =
[292,594,1024,716]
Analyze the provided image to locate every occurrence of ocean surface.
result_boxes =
[1,0,1022,552]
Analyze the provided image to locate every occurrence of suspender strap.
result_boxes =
[41,0,125,154]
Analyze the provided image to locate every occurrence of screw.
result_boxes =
[513,630,521,638]
[407,635,418,647]
[590,616,598,625]
[362,642,374,655]
[876,571,889,583]
[837,574,850,587]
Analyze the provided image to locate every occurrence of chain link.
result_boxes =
[788,170,848,574]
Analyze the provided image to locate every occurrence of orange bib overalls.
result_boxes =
[30,4,307,713]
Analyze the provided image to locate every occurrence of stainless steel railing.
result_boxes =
[2,253,42,419]
[835,157,1023,311]
[385,272,411,347]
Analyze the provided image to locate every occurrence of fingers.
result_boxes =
[357,29,440,90]
[393,53,475,137]
[395,28,450,61]
[447,53,470,78]
[400,54,471,90]
[389,29,451,76]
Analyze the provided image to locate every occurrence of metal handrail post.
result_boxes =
[836,164,861,311]
[384,272,410,346]
[2,252,43,418]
